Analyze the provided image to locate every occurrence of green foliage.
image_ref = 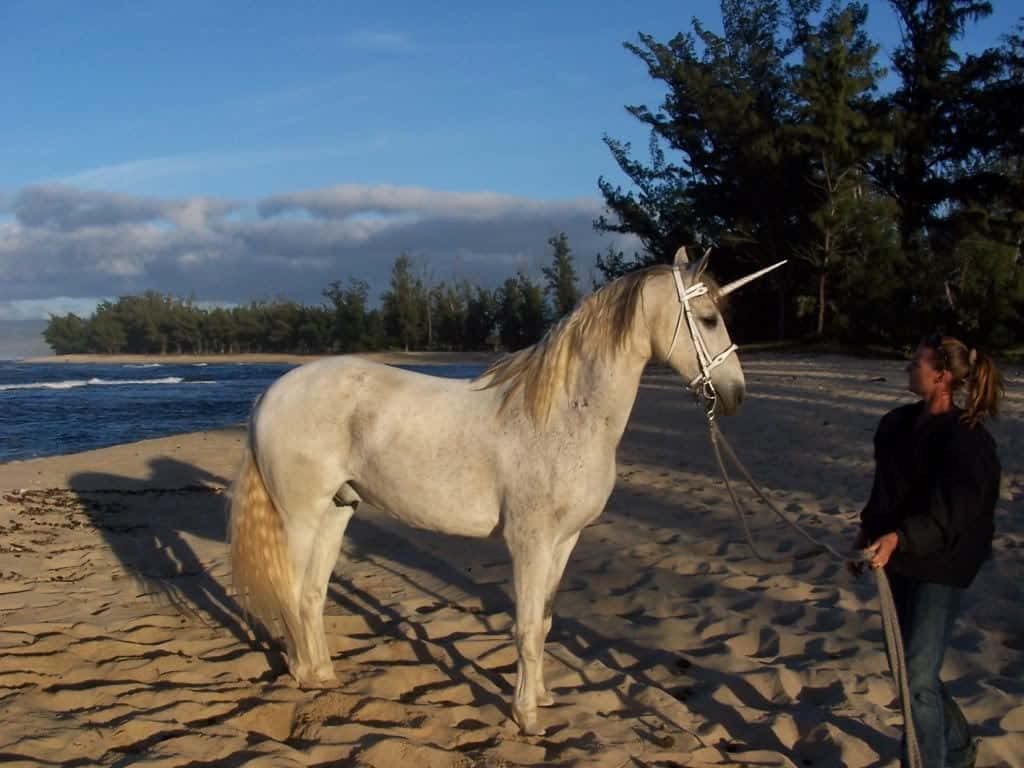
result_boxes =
[381,253,427,351]
[788,1,888,336]
[41,251,554,356]
[429,281,470,351]
[597,0,1023,349]
[324,278,371,352]
[88,302,127,354]
[541,233,580,319]
[497,273,547,351]
[203,307,235,354]
[944,235,1024,346]
[465,286,498,350]
[598,0,803,264]
[43,313,89,355]
[827,191,907,343]
[874,0,1003,247]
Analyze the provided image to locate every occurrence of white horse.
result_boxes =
[228,247,782,734]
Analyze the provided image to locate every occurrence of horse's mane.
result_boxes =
[476,265,710,426]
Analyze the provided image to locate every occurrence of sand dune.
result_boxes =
[1,352,1021,766]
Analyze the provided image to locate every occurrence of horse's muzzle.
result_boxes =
[714,383,744,416]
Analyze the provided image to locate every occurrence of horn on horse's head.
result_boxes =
[719,260,787,297]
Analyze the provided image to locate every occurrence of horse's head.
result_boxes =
[646,247,784,418]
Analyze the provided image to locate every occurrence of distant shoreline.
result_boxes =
[17,351,501,366]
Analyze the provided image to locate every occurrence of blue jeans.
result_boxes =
[889,572,976,768]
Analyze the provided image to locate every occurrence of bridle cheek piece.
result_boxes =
[664,267,737,420]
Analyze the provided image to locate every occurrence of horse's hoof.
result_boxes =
[512,705,544,736]
[306,676,338,690]
[289,661,336,689]
[314,663,339,687]
[519,719,545,736]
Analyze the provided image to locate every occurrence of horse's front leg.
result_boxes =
[536,530,581,707]
[509,541,553,735]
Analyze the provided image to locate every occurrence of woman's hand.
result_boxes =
[847,528,870,577]
[864,532,900,569]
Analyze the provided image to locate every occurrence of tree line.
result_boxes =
[596,0,1023,348]
[43,234,581,355]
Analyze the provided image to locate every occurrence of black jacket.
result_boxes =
[861,402,1001,588]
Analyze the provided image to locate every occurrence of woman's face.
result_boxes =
[907,344,945,397]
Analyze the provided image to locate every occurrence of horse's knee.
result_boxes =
[514,623,542,656]
[299,582,327,612]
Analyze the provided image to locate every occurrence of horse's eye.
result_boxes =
[700,316,719,329]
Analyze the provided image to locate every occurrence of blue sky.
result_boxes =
[4,0,695,200]
[0,0,1018,356]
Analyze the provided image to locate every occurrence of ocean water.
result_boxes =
[0,361,487,463]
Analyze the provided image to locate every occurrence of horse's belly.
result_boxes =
[353,479,501,538]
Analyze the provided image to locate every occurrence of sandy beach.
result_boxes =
[1,352,1021,767]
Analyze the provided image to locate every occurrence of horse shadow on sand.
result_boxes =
[318,474,1015,766]
[65,452,1007,767]
[59,449,897,764]
[68,455,256,648]
[316,501,898,767]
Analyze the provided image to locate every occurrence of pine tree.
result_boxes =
[874,0,998,249]
[789,0,888,336]
[541,233,580,319]
[465,286,497,350]
[381,254,426,351]
[324,278,370,352]
[870,0,1021,341]
[597,0,813,339]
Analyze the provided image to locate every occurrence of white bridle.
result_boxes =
[663,248,786,409]
[665,267,737,396]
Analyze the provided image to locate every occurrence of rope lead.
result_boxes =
[706,419,922,768]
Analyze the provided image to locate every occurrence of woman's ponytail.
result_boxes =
[962,348,1005,427]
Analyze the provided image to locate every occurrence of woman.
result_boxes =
[857,334,1003,768]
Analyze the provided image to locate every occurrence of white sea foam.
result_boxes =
[0,376,186,392]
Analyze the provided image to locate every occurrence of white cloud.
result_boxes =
[96,254,147,277]
[60,156,215,190]
[261,184,598,221]
[0,182,640,312]
[0,297,110,321]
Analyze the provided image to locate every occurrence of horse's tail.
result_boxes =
[228,421,297,636]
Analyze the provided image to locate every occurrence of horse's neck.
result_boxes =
[560,345,649,441]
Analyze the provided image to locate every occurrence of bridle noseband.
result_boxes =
[664,267,737,417]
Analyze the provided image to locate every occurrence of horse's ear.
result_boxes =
[673,246,689,266]
[695,247,711,278]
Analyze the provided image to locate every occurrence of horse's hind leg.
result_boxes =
[298,498,355,685]
[277,491,351,687]
[536,531,580,707]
